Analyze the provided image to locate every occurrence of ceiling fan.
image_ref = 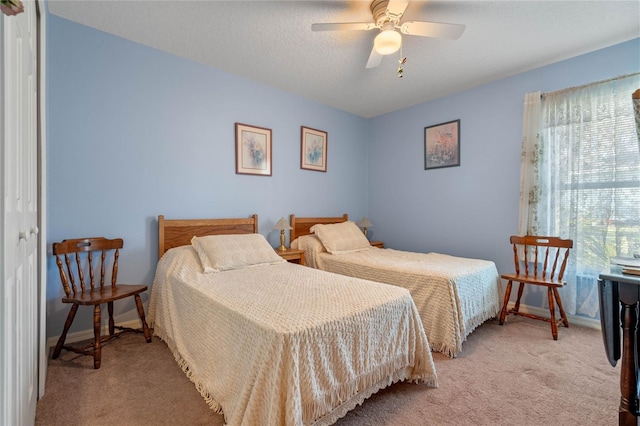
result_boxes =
[312,0,465,69]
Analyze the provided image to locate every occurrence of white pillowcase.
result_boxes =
[291,234,326,254]
[310,221,371,254]
[191,233,285,273]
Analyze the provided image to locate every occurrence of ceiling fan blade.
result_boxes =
[386,0,409,18]
[365,46,383,69]
[400,21,465,40]
[312,22,376,32]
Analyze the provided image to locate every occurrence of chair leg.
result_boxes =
[108,301,115,336]
[553,287,569,328]
[134,294,152,343]
[548,288,558,340]
[513,282,525,313]
[93,304,102,369]
[499,281,513,325]
[52,304,79,359]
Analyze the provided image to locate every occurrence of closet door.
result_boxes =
[1,2,39,425]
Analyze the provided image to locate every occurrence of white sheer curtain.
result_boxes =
[518,92,541,238]
[634,89,640,148]
[519,73,640,318]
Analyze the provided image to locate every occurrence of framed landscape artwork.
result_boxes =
[424,119,460,170]
[300,126,327,172]
[235,122,272,176]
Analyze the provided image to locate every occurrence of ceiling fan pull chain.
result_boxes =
[397,47,406,78]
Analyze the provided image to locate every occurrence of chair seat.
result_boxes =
[500,273,566,288]
[62,284,148,305]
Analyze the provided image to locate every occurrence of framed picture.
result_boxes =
[424,119,460,170]
[300,126,327,172]
[235,122,272,176]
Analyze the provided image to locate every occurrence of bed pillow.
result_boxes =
[291,234,326,254]
[310,221,371,254]
[191,233,285,273]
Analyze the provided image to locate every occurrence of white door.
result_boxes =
[1,1,39,424]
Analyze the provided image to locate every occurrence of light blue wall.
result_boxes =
[368,38,640,312]
[45,16,370,337]
[45,13,639,337]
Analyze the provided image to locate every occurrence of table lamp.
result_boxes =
[357,217,373,239]
[273,217,292,251]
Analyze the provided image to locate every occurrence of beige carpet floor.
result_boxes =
[35,316,621,425]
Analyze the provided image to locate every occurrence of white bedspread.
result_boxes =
[292,239,501,358]
[149,246,437,426]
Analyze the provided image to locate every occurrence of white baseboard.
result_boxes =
[506,302,601,330]
[46,319,147,349]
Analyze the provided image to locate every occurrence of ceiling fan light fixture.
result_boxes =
[374,29,401,55]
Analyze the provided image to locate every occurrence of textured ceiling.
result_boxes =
[47,0,640,118]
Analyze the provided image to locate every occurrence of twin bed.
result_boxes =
[149,213,502,424]
[289,214,502,358]
[148,215,437,426]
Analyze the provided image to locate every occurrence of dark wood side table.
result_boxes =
[599,265,640,426]
[275,248,305,266]
[370,241,384,248]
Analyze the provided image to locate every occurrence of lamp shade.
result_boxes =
[357,217,373,228]
[274,217,292,231]
[374,29,401,55]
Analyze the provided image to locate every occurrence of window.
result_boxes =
[520,73,640,318]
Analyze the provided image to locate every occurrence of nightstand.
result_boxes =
[276,248,305,266]
[370,241,384,248]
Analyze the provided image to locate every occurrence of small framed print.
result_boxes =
[235,122,272,176]
[424,119,460,170]
[300,126,327,172]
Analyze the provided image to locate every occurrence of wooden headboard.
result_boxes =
[289,214,348,242]
[157,214,259,259]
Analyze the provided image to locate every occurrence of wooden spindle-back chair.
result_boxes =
[499,235,573,340]
[52,237,152,368]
